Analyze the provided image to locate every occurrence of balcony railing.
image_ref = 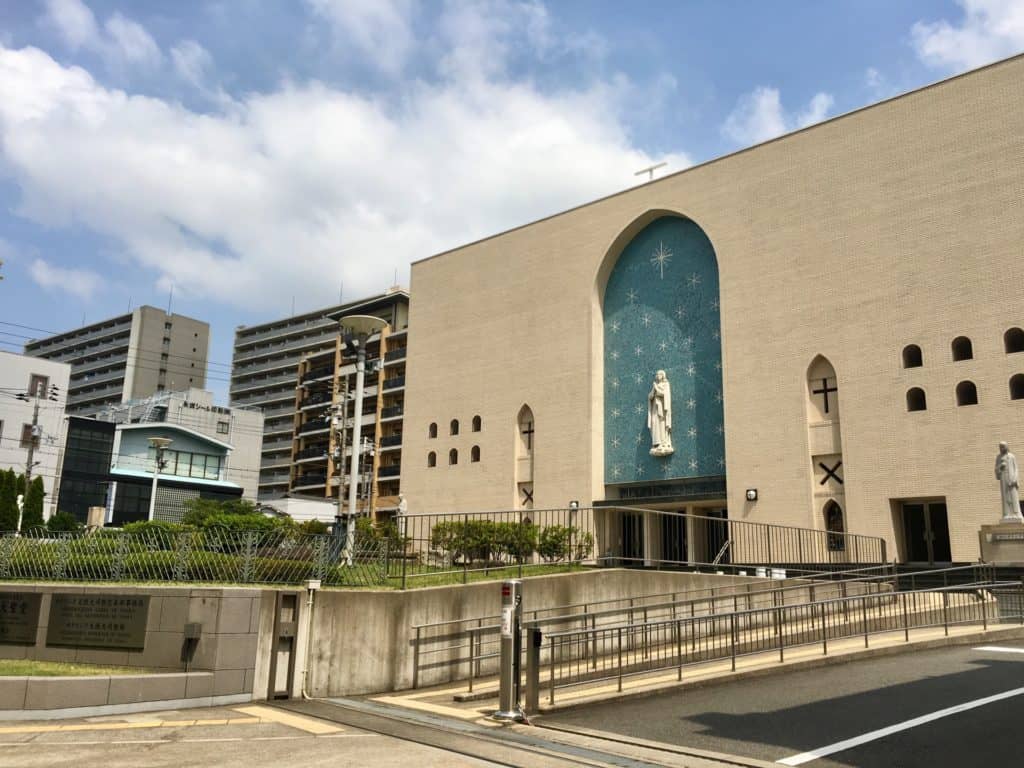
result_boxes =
[378,465,401,478]
[302,391,332,407]
[229,372,298,395]
[295,445,329,461]
[384,347,407,362]
[292,473,326,488]
[232,330,339,364]
[383,376,405,390]
[381,405,403,419]
[298,418,329,434]
[379,434,402,448]
[302,366,334,383]
[235,318,336,347]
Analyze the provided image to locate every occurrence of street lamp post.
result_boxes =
[147,437,173,522]
[337,315,388,564]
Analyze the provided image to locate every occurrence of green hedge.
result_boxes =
[430,521,591,564]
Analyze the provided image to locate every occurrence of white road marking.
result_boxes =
[776,686,1024,766]
[974,645,1024,654]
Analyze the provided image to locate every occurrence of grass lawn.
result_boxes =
[0,659,149,677]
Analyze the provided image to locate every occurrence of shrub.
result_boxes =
[122,520,191,536]
[47,511,82,534]
[298,519,329,535]
[538,525,594,562]
[20,476,45,531]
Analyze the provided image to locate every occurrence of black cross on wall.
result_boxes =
[812,378,838,414]
[521,421,535,450]
[520,486,534,506]
[818,460,843,485]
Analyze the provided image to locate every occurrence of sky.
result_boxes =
[1,0,1023,401]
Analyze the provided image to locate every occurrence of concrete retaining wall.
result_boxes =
[305,569,821,696]
[0,584,272,700]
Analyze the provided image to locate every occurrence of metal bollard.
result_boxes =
[493,580,525,722]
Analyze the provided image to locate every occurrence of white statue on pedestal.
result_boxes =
[647,370,674,457]
[995,442,1023,522]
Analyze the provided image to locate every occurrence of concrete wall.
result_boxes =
[0,585,268,699]
[305,569,797,696]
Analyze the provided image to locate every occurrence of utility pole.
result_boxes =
[17,382,59,529]
[332,376,349,541]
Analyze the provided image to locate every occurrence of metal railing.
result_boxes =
[0,527,387,587]
[530,577,1024,707]
[408,563,995,691]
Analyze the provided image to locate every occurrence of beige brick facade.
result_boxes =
[402,56,1024,562]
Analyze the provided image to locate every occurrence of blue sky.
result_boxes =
[1,0,1022,401]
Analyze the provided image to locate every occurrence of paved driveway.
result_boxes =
[543,641,1024,767]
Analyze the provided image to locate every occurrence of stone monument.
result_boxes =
[979,441,1024,563]
[647,370,674,457]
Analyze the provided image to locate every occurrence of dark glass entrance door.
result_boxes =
[622,511,644,564]
[902,502,952,563]
[704,508,730,565]
[661,514,687,564]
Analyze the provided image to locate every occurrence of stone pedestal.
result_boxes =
[979,521,1024,564]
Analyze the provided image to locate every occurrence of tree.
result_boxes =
[0,469,17,532]
[21,476,45,531]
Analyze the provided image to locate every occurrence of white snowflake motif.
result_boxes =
[689,458,699,471]
[714,391,723,403]
[626,288,639,304]
[717,457,726,469]
[688,273,702,288]
[611,378,620,390]
[710,298,719,310]
[634,344,644,357]
[633,372,644,385]
[682,336,693,349]
[686,363,696,377]
[611,465,622,479]
[716,424,724,435]
[658,340,669,353]
[635,464,646,477]
[641,313,652,328]
[712,329,720,340]
[687,427,697,439]
[611,407,620,418]
[650,241,672,279]
[662,462,675,476]
[635,433,644,445]
[675,306,687,320]
[686,398,696,410]
[610,320,620,334]
[714,361,722,371]
[610,350,620,361]
[635,403,645,415]
[611,437,620,448]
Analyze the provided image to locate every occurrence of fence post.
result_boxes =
[549,635,556,704]
[401,534,408,590]
[820,602,827,655]
[468,627,476,694]
[766,526,773,569]
[1019,577,1024,624]
[730,613,737,672]
[676,619,683,681]
[462,514,469,585]
[617,627,624,692]
[518,509,524,580]
[943,590,949,636]
[902,591,909,642]
[591,613,597,670]
[862,596,869,648]
[777,607,784,663]
[412,626,421,689]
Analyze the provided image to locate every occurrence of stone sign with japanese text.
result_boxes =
[46,594,149,650]
[0,592,42,645]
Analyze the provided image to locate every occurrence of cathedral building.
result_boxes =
[401,55,1024,564]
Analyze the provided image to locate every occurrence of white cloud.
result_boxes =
[0,34,688,309]
[170,40,213,89]
[41,0,100,51]
[722,86,834,147]
[28,258,102,300]
[40,0,161,70]
[306,0,415,75]
[912,0,1024,71]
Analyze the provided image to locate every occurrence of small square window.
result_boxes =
[28,374,49,397]
[216,421,230,434]
[20,423,36,448]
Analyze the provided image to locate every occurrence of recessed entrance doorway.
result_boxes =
[900,501,952,564]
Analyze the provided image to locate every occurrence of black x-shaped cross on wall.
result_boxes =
[818,460,843,485]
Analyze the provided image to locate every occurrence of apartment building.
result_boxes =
[24,306,209,416]
[230,289,408,503]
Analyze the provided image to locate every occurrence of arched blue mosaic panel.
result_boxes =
[603,216,724,484]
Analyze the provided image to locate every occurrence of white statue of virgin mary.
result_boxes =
[647,370,674,457]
